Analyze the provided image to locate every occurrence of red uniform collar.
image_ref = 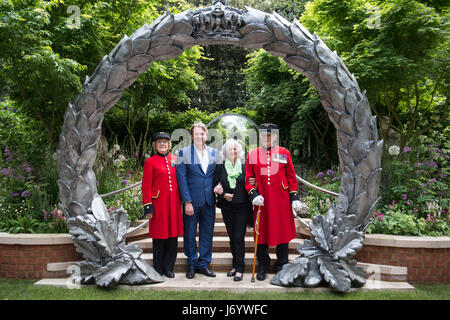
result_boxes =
[156,152,169,157]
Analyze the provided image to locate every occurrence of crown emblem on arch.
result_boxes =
[191,0,245,43]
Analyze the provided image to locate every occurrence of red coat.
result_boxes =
[245,146,298,246]
[142,153,183,239]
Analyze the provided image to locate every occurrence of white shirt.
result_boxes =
[194,145,209,174]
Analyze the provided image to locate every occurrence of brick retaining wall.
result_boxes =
[0,227,148,280]
[355,246,449,284]
[1,229,449,283]
[0,243,82,279]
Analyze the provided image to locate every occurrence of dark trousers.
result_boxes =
[183,204,216,269]
[257,243,289,273]
[221,203,250,273]
[152,237,178,275]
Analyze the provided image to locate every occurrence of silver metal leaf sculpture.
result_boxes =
[57,0,381,291]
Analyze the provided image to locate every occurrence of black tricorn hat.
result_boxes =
[153,131,171,142]
[258,123,278,132]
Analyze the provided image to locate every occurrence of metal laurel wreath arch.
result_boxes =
[57,0,383,292]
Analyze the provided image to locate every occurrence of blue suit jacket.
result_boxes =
[176,144,218,207]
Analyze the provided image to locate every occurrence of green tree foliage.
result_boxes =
[243,49,337,168]
[188,45,250,112]
[0,0,204,151]
[243,50,305,145]
[0,0,86,146]
[300,0,449,154]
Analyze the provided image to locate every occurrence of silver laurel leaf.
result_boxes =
[134,258,165,283]
[93,256,133,287]
[318,255,351,293]
[303,257,322,287]
[95,220,118,257]
[297,239,323,257]
[91,195,109,222]
[340,259,366,288]
[331,230,364,260]
[271,257,309,286]
[310,214,332,252]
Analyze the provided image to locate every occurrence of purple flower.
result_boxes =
[401,194,407,200]
[10,191,20,197]
[121,179,129,185]
[25,167,31,173]
[403,146,412,153]
[21,190,30,198]
[0,168,11,176]
[425,161,438,169]
[3,147,10,155]
[326,169,335,176]
[407,200,412,205]
[317,172,324,178]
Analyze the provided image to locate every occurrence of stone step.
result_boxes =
[45,253,407,282]
[34,275,415,293]
[143,220,304,238]
[46,252,299,275]
[130,236,304,253]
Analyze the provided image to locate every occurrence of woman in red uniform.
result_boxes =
[142,132,183,278]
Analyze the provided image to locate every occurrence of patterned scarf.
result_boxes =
[224,158,242,189]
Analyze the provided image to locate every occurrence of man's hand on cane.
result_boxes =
[252,195,264,206]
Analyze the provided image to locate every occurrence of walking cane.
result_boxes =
[251,205,262,283]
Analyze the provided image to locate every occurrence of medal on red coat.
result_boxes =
[272,154,287,163]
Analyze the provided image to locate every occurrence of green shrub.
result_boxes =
[367,202,449,237]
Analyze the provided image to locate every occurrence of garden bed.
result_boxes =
[0,224,148,279]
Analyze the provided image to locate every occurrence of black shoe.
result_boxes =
[196,267,216,277]
[227,269,236,277]
[164,271,175,278]
[233,273,243,281]
[186,268,195,279]
[256,270,266,281]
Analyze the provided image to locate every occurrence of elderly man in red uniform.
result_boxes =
[245,123,307,281]
[142,132,183,278]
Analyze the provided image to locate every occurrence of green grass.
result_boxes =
[0,279,449,300]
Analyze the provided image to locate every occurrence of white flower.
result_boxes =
[388,145,400,156]
[113,159,122,167]
[106,152,112,159]
[113,144,120,152]
[118,155,126,161]
[52,152,58,161]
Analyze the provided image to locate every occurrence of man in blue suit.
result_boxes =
[176,122,218,279]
